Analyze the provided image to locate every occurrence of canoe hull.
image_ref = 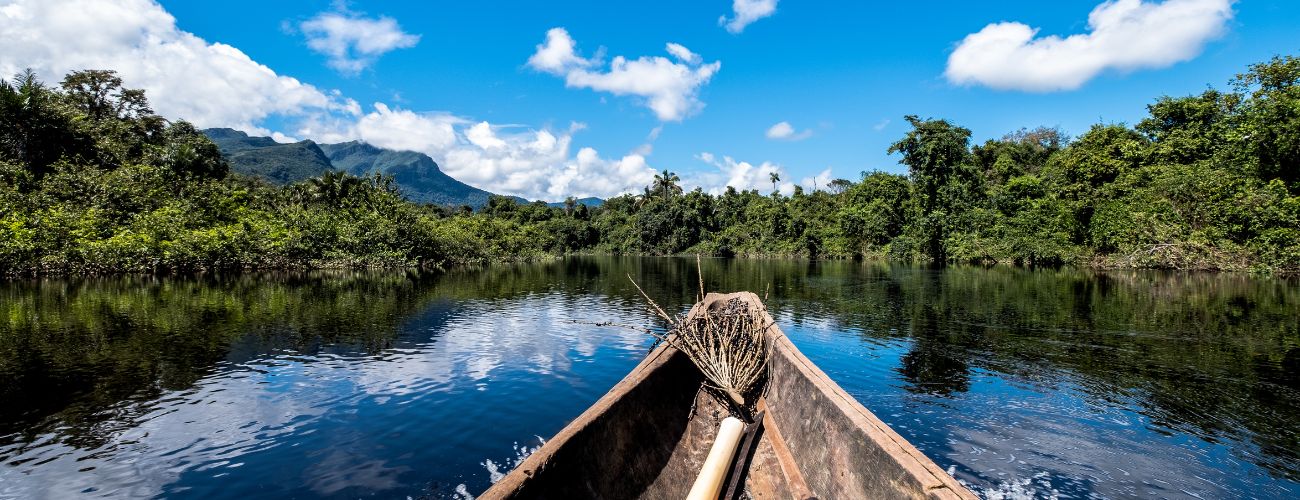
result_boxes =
[480,292,974,500]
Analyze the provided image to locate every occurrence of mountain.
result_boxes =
[204,129,333,184]
[203,128,497,207]
[546,197,604,208]
[317,141,496,207]
[203,127,279,153]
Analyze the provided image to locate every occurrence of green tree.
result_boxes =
[888,115,978,261]
[1042,124,1147,246]
[652,169,682,199]
[838,172,911,251]
[153,121,228,180]
[1232,55,1300,190]
[1137,90,1235,165]
[0,70,94,177]
[60,70,152,122]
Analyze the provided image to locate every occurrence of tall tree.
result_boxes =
[888,115,976,261]
[769,172,780,194]
[59,70,152,122]
[1232,55,1300,191]
[652,169,681,199]
[0,70,93,177]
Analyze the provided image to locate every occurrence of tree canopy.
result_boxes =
[2,56,1298,276]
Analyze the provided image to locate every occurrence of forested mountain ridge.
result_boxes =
[317,140,500,207]
[1,55,1298,276]
[204,129,499,207]
[206,130,334,185]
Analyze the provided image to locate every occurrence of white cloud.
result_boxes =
[765,121,812,141]
[299,10,420,74]
[719,0,779,34]
[872,118,891,131]
[693,153,834,195]
[693,152,795,195]
[0,0,660,202]
[302,106,655,201]
[526,27,589,75]
[665,43,702,65]
[801,168,833,191]
[442,123,657,201]
[357,104,460,152]
[945,0,1234,91]
[527,28,721,121]
[0,0,357,133]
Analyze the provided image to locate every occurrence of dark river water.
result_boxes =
[1,257,1297,499]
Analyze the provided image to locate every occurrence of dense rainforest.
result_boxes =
[1,55,1298,276]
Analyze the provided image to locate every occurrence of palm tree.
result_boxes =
[563,196,577,216]
[308,170,364,205]
[652,169,682,199]
[769,172,781,194]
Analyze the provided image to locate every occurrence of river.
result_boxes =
[1,257,1297,498]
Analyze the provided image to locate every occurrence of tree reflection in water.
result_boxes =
[0,258,1296,498]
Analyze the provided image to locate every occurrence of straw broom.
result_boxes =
[628,256,770,408]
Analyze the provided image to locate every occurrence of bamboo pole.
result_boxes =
[685,417,745,500]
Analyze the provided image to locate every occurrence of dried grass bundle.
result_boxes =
[628,256,771,408]
[668,297,769,407]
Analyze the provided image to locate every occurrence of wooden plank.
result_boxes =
[758,399,817,500]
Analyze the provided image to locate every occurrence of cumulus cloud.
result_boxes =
[0,0,357,132]
[692,152,831,196]
[945,0,1234,91]
[526,27,589,75]
[765,121,812,141]
[526,28,721,121]
[0,0,658,202]
[695,153,790,195]
[719,0,779,34]
[443,124,657,201]
[302,105,655,200]
[299,10,420,74]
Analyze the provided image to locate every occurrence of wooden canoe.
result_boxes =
[481,292,976,499]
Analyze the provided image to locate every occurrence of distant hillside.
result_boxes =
[317,141,496,207]
[203,127,279,153]
[204,129,499,207]
[546,197,604,208]
[205,129,334,184]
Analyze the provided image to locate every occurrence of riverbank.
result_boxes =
[4,58,1299,278]
[6,248,1297,280]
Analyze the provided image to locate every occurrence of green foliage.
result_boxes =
[1232,55,1300,190]
[224,140,334,184]
[0,70,506,276]
[888,115,982,261]
[3,55,1300,276]
[0,70,96,177]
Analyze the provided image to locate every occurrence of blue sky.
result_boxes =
[3,1,1298,200]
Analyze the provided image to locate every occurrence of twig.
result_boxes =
[627,273,675,324]
[696,253,705,303]
[568,319,657,335]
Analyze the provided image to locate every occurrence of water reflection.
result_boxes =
[0,258,1297,499]
[0,268,663,498]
